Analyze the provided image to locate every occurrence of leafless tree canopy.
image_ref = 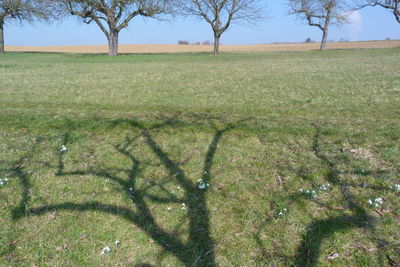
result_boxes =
[357,0,399,23]
[289,0,350,50]
[0,0,54,53]
[181,0,264,54]
[60,0,173,55]
[289,0,349,30]
[0,0,52,22]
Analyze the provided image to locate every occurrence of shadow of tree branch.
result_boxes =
[10,138,44,220]
[11,116,238,266]
[293,124,378,266]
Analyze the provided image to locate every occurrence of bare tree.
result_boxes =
[60,0,173,56]
[289,0,349,50]
[356,0,399,23]
[181,0,264,55]
[0,0,53,54]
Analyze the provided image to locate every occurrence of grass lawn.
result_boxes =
[0,49,399,266]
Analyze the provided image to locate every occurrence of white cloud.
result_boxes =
[344,10,363,41]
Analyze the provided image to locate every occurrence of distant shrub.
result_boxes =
[386,37,391,41]
[202,40,211,45]
[305,38,313,43]
[178,40,189,45]
[192,42,201,45]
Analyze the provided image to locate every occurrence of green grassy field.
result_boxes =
[0,49,399,266]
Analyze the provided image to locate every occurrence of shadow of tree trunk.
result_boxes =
[11,118,235,266]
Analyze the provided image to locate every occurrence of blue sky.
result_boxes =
[4,1,400,46]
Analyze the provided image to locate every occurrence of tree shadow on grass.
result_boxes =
[1,137,51,261]
[11,116,239,266]
[8,138,46,221]
[252,123,393,266]
[293,124,386,266]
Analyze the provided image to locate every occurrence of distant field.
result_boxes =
[0,49,399,266]
[6,40,400,53]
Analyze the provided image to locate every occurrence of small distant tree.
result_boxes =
[356,0,399,23]
[59,0,173,56]
[289,0,349,50]
[0,0,54,54]
[305,37,313,43]
[181,0,264,55]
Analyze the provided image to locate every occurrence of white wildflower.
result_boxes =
[198,184,206,189]
[197,179,209,190]
[278,208,288,217]
[368,198,383,207]
[101,246,111,255]
[319,184,329,191]
[115,240,120,245]
[167,207,172,211]
[60,145,67,153]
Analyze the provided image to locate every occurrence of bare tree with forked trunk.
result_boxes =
[181,0,265,55]
[60,0,173,56]
[0,0,54,54]
[289,0,350,50]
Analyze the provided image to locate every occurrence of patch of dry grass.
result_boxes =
[6,40,400,54]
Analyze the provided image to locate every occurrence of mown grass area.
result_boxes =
[0,49,399,266]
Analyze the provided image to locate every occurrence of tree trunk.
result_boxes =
[107,30,119,56]
[320,29,328,51]
[213,34,220,55]
[0,20,4,54]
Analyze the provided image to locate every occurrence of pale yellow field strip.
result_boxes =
[6,40,400,54]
